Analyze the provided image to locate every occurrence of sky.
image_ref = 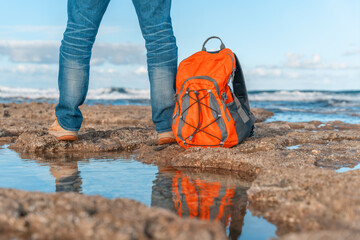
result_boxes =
[0,0,359,90]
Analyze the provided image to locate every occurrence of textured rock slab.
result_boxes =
[247,168,360,235]
[10,127,156,153]
[139,121,360,173]
[3,103,272,153]
[0,188,227,240]
[0,103,153,144]
[279,230,360,240]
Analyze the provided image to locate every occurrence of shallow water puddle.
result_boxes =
[286,144,301,150]
[335,163,360,173]
[0,145,277,240]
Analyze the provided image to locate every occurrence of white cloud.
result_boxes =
[134,66,147,75]
[246,68,282,77]
[0,64,57,74]
[0,63,149,89]
[344,47,360,56]
[301,53,322,68]
[91,42,146,65]
[0,40,59,63]
[284,52,304,68]
[0,40,145,65]
[0,26,65,33]
[283,52,348,70]
[0,25,123,40]
[245,67,300,79]
[244,52,359,90]
[253,52,358,71]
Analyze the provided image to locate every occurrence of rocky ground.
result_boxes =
[1,102,360,240]
[0,188,226,240]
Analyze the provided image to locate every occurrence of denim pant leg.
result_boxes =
[132,0,178,133]
[55,0,110,131]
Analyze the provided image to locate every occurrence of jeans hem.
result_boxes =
[157,128,173,134]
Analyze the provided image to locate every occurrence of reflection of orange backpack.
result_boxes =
[172,36,255,149]
[172,171,235,224]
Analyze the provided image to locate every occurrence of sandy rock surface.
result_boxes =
[1,103,273,153]
[1,103,359,239]
[0,188,226,240]
[137,121,360,238]
[279,230,360,240]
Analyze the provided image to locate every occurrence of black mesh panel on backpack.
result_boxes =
[232,54,255,136]
[232,54,251,115]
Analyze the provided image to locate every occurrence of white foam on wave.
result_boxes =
[1,86,359,104]
[87,88,150,100]
[0,86,150,100]
[0,86,58,99]
[249,90,360,102]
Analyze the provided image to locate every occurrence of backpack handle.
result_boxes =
[202,36,226,51]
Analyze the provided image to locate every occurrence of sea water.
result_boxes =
[1,87,359,124]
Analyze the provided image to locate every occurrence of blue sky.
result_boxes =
[0,0,359,90]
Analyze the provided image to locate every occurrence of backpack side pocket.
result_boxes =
[226,98,252,143]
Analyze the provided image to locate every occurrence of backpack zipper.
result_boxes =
[226,53,236,84]
[221,92,231,122]
[179,76,220,97]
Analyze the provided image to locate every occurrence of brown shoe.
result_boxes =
[49,120,78,141]
[158,131,176,145]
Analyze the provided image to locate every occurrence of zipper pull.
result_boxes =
[221,92,228,103]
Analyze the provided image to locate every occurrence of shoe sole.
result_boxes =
[49,131,78,141]
[158,137,177,145]
[56,135,78,141]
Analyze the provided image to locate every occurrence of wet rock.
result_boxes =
[0,129,12,137]
[0,188,226,240]
[252,108,274,122]
[3,110,10,117]
[0,129,17,143]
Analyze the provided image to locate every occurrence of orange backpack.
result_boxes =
[172,36,255,149]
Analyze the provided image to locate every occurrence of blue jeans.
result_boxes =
[55,0,177,133]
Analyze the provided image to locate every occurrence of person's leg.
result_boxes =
[132,0,178,135]
[55,0,110,132]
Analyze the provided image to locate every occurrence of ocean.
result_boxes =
[1,86,359,124]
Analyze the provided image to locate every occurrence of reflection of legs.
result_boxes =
[49,163,82,192]
[132,0,178,133]
[228,187,248,240]
[55,0,110,131]
[151,167,177,211]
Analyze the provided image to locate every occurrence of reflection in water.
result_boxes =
[45,163,248,238]
[42,160,249,238]
[49,162,82,192]
[22,154,249,239]
[1,148,273,239]
[18,151,127,194]
[152,167,249,240]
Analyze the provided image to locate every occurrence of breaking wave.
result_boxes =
[248,90,360,103]
[0,86,150,100]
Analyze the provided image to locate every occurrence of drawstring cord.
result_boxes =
[179,89,222,145]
